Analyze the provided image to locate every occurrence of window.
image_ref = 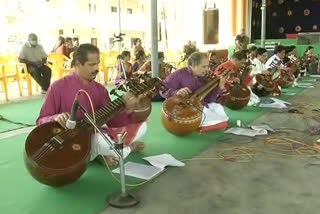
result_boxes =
[127,8,133,14]
[91,38,97,47]
[111,6,117,12]
[109,38,115,47]
[89,4,96,13]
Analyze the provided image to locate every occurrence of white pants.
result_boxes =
[89,122,147,161]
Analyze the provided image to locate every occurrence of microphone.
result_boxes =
[66,99,79,129]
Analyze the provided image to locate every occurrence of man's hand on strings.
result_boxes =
[54,112,70,129]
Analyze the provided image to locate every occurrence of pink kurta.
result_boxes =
[36,72,141,145]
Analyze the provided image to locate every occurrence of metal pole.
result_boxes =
[247,0,252,43]
[117,134,127,196]
[151,0,159,78]
[116,0,127,79]
[79,103,139,207]
[117,0,121,42]
[261,0,266,47]
[162,1,168,50]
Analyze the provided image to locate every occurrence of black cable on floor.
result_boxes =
[0,115,35,134]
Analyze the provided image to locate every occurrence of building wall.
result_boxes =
[1,0,242,54]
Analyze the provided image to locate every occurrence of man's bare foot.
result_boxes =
[130,141,145,152]
[97,155,119,166]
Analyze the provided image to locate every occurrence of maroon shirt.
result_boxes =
[37,72,135,137]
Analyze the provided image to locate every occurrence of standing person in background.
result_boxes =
[179,41,198,68]
[133,38,144,57]
[235,28,249,53]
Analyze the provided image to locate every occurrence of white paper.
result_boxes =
[248,89,260,106]
[281,92,296,96]
[310,75,320,78]
[224,127,268,137]
[143,153,185,169]
[112,162,163,180]
[296,82,313,86]
[270,98,291,105]
[296,85,314,88]
[250,125,274,132]
[302,79,317,82]
[201,103,228,127]
[258,98,291,109]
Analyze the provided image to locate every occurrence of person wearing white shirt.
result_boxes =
[247,46,257,63]
[265,45,286,70]
[287,45,297,61]
[251,48,268,78]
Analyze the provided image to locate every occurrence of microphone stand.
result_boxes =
[78,104,139,208]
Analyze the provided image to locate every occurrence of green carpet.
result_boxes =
[0,76,315,214]
[0,98,42,133]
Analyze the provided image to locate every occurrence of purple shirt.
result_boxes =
[36,72,134,130]
[160,67,223,105]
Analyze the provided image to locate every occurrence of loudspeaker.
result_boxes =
[203,8,219,44]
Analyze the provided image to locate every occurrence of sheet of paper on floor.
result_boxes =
[303,79,317,82]
[258,98,291,109]
[224,127,268,137]
[143,153,185,169]
[296,83,313,86]
[112,162,164,180]
[250,124,274,132]
[310,75,320,78]
[281,92,296,96]
[296,85,314,88]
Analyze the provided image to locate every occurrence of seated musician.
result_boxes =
[115,51,133,85]
[247,46,257,63]
[304,46,315,60]
[251,48,268,83]
[208,50,219,71]
[304,46,318,74]
[36,44,146,166]
[266,45,286,70]
[283,46,302,77]
[287,45,297,60]
[214,51,251,86]
[139,52,174,80]
[161,52,225,105]
[132,50,147,73]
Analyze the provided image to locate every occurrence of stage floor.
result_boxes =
[0,76,319,214]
